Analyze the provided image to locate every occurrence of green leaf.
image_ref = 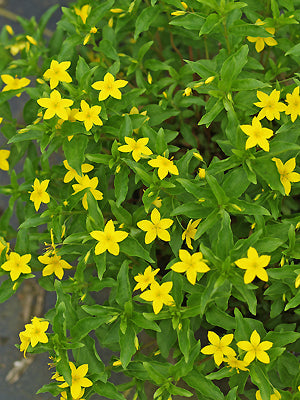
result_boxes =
[70,316,112,341]
[199,13,220,36]
[215,210,233,259]
[87,191,104,229]
[195,209,219,240]
[206,174,229,205]
[119,323,136,367]
[177,319,190,362]
[119,236,154,263]
[223,167,250,198]
[130,312,161,332]
[94,252,106,280]
[114,165,129,206]
[285,42,300,56]
[76,56,90,83]
[116,260,131,306]
[231,274,257,315]
[63,135,88,175]
[0,279,15,303]
[86,153,111,164]
[264,331,300,347]
[249,364,271,400]
[183,370,225,400]
[98,39,119,60]
[94,381,126,400]
[74,335,106,377]
[8,128,44,144]
[206,304,236,330]
[134,6,160,40]
[231,78,271,91]
[198,99,224,127]
[220,45,249,90]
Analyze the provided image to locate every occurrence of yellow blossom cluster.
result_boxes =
[201,330,273,371]
[19,317,49,357]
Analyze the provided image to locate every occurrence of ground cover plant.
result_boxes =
[0,0,300,399]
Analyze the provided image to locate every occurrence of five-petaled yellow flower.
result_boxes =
[148,155,179,180]
[0,149,10,171]
[72,175,103,210]
[58,362,92,399]
[90,220,128,256]
[63,160,94,183]
[237,330,273,364]
[285,86,300,122]
[272,157,300,196]
[30,178,50,211]
[256,389,281,400]
[37,90,73,120]
[75,100,103,131]
[137,208,173,244]
[240,117,273,152]
[38,253,72,280]
[118,137,153,162]
[75,4,91,24]
[254,89,286,121]
[201,331,236,366]
[1,74,30,97]
[235,247,270,284]
[247,19,277,53]
[182,219,201,250]
[171,249,210,285]
[1,252,31,281]
[224,356,249,373]
[43,60,72,89]
[134,266,160,291]
[19,317,49,357]
[140,280,174,314]
[92,72,128,101]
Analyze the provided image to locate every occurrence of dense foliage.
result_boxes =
[0,0,300,399]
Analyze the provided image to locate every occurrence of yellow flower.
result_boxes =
[198,168,206,179]
[92,72,128,101]
[247,19,277,53]
[0,237,9,255]
[26,35,37,45]
[272,157,300,195]
[75,4,91,24]
[171,10,186,16]
[295,273,300,288]
[0,149,10,171]
[224,356,249,373]
[5,25,14,35]
[254,89,287,121]
[24,316,49,347]
[256,389,281,400]
[182,219,201,250]
[38,253,72,279]
[171,249,210,285]
[148,155,179,180]
[134,266,160,291]
[235,247,270,284]
[240,116,273,152]
[72,175,103,210]
[58,362,92,399]
[285,86,300,122]
[137,208,173,244]
[60,389,86,400]
[1,74,30,97]
[90,220,128,256]
[19,330,31,357]
[75,100,103,131]
[237,330,273,364]
[118,137,153,162]
[183,87,192,96]
[1,252,31,281]
[30,178,50,211]
[9,42,26,56]
[201,331,236,366]
[140,280,174,314]
[43,60,72,89]
[110,8,124,13]
[205,76,215,84]
[37,90,73,120]
[152,196,162,208]
[63,160,94,183]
